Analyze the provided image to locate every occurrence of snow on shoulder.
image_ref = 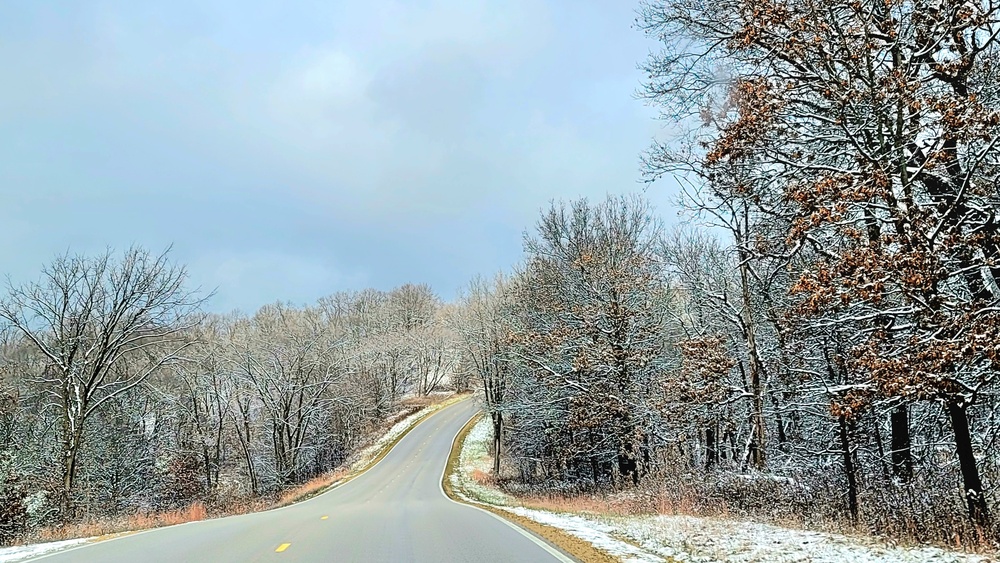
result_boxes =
[454,416,994,563]
[0,538,90,563]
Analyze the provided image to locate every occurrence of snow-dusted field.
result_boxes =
[603,512,994,563]
[452,416,996,563]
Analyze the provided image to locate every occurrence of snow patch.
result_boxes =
[452,416,995,563]
[0,538,90,562]
[508,506,664,563]
[608,513,994,563]
[453,416,664,561]
[450,416,515,506]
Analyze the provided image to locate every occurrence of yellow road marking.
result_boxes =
[321,516,329,520]
[275,543,291,553]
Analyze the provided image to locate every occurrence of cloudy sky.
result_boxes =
[1,0,677,312]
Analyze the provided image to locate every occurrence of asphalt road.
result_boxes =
[32,399,568,563]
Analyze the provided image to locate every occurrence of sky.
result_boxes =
[0,0,679,312]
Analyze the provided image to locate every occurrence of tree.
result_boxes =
[409,310,456,396]
[640,0,1000,528]
[168,315,234,494]
[0,247,201,516]
[231,304,340,487]
[455,275,515,474]
[501,195,672,485]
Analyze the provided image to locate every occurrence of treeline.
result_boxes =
[456,0,1000,546]
[461,192,1000,545]
[0,248,459,543]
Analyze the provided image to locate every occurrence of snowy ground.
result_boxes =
[450,417,665,562]
[603,512,994,563]
[0,538,90,563]
[451,416,996,563]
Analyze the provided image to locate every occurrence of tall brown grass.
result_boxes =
[275,470,347,507]
[32,502,208,544]
[29,468,357,546]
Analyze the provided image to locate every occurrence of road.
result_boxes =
[32,399,568,562]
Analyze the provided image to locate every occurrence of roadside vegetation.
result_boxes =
[28,393,463,548]
[0,253,465,545]
[443,413,625,563]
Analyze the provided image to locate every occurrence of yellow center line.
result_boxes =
[321,515,329,520]
[275,543,291,553]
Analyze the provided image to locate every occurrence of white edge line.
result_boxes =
[438,410,577,563]
[25,397,470,562]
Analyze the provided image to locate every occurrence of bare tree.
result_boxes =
[455,275,515,474]
[230,305,340,487]
[168,315,234,493]
[0,247,201,515]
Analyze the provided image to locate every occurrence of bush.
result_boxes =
[0,473,28,545]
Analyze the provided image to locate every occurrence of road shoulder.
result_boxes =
[442,412,630,563]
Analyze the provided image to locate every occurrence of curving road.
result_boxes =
[31,400,569,563]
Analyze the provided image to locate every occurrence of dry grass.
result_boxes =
[506,477,1000,557]
[633,474,1000,554]
[517,493,622,516]
[274,469,349,508]
[450,417,998,560]
[27,474,350,545]
[470,469,491,485]
[400,395,437,408]
[32,502,208,544]
[441,413,479,501]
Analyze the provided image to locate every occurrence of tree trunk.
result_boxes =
[773,396,787,446]
[838,415,860,523]
[705,425,717,470]
[946,400,991,528]
[737,359,766,470]
[738,207,767,470]
[872,417,890,480]
[890,404,913,481]
[491,411,503,475]
[61,445,79,518]
[615,416,639,484]
[240,438,258,496]
[234,406,258,496]
[749,367,766,468]
[618,453,639,485]
[192,396,214,491]
[59,419,84,519]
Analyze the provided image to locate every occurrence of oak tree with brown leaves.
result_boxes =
[642,0,1000,533]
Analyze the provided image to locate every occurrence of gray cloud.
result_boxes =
[0,0,676,310]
